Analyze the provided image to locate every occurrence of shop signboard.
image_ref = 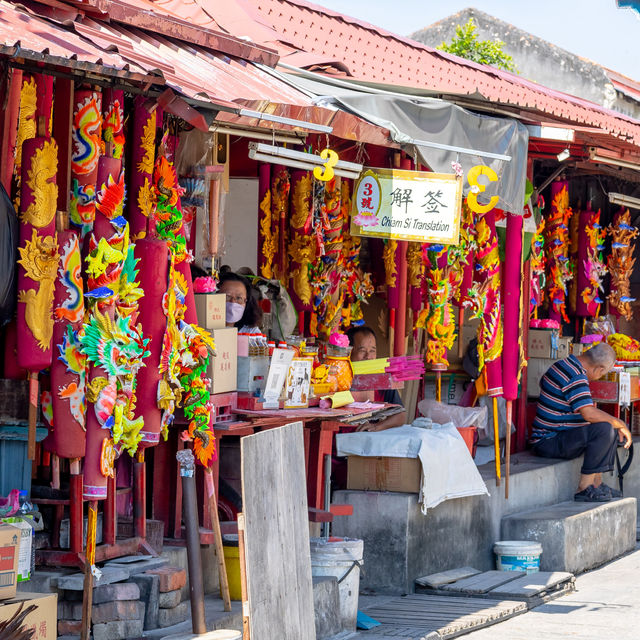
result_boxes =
[350,167,463,245]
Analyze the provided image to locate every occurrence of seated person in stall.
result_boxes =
[530,343,632,503]
[217,270,263,331]
[347,326,407,432]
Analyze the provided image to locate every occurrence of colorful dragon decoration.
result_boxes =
[465,214,502,371]
[416,202,476,368]
[529,216,546,316]
[80,310,149,455]
[607,208,638,320]
[580,208,607,317]
[153,156,217,466]
[545,182,573,323]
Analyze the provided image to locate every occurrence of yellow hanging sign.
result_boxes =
[466,164,499,214]
[313,148,339,182]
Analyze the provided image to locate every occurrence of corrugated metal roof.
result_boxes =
[254,0,640,148]
[0,0,394,145]
[0,1,312,106]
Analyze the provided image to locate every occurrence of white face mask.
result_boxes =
[226,301,245,324]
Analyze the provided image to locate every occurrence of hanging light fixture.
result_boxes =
[248,142,363,179]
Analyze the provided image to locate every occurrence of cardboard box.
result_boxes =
[1,518,32,582]
[346,456,422,493]
[527,329,572,360]
[209,328,238,394]
[194,293,226,330]
[526,357,556,398]
[237,356,270,393]
[0,523,19,600]
[448,321,481,366]
[0,592,57,640]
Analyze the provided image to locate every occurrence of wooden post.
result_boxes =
[69,459,83,554]
[81,501,98,640]
[177,449,206,635]
[493,396,501,487]
[435,371,442,403]
[104,474,116,546]
[457,306,465,359]
[27,373,38,461]
[205,468,232,611]
[237,512,250,640]
[394,242,408,357]
[133,450,146,540]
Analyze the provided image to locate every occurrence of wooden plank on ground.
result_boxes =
[363,594,527,639]
[415,567,481,588]
[488,571,574,598]
[241,422,316,640]
[440,570,524,594]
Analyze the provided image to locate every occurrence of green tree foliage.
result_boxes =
[437,18,517,73]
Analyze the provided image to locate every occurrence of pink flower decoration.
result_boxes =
[354,213,379,227]
[329,332,349,348]
[193,276,218,293]
[451,161,463,177]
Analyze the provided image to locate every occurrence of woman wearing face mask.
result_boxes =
[218,271,263,331]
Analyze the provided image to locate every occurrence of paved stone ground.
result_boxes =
[353,544,640,639]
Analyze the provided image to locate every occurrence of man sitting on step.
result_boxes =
[530,343,632,502]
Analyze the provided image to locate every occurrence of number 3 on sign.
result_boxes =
[466,164,499,214]
[313,148,339,182]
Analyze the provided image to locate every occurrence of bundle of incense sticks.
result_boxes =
[385,355,426,381]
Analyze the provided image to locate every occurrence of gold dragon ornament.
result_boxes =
[20,139,58,228]
[288,235,316,305]
[18,230,59,350]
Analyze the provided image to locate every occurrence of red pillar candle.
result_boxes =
[287,170,314,312]
[134,238,169,448]
[127,95,156,239]
[17,83,59,372]
[50,230,86,458]
[473,210,503,397]
[257,163,273,278]
[69,89,102,238]
[502,213,523,402]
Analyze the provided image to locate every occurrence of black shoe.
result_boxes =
[596,483,623,499]
[574,485,612,502]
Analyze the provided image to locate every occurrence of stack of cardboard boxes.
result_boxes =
[0,522,56,639]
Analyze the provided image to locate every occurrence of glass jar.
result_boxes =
[324,344,353,392]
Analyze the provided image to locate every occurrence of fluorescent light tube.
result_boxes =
[608,192,640,210]
[251,142,363,173]
[248,149,361,179]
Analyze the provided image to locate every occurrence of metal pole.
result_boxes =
[321,454,332,539]
[176,449,206,635]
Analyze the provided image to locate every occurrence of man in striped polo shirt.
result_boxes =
[531,343,632,502]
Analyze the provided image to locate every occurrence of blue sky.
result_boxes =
[313,0,640,80]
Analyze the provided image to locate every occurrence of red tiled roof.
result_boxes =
[254,0,640,148]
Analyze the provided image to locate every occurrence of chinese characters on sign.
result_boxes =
[350,167,463,244]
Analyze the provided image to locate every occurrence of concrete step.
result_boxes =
[501,497,637,575]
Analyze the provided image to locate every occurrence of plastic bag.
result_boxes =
[0,183,18,326]
[418,399,488,438]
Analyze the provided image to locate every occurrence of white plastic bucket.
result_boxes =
[494,540,542,574]
[310,537,363,631]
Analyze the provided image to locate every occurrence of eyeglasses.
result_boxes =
[225,294,247,304]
